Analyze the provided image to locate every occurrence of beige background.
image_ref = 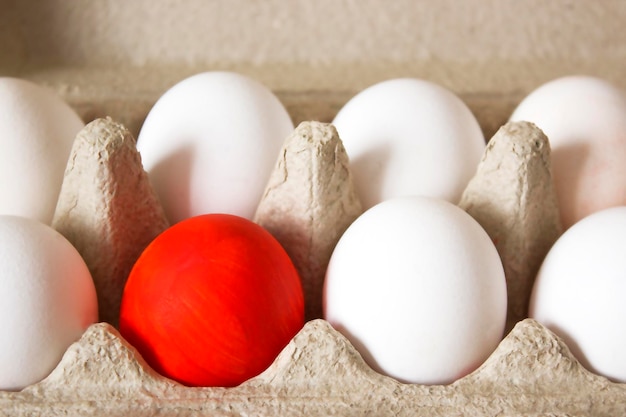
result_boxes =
[1,0,626,136]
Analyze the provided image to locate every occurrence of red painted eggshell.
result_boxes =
[119,214,304,387]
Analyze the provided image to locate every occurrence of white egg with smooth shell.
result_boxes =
[530,206,626,382]
[0,215,98,391]
[332,78,485,210]
[509,75,626,230]
[137,71,294,223]
[0,78,84,224]
[323,197,507,385]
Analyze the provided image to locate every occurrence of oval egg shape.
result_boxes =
[137,71,294,223]
[323,196,507,385]
[509,75,626,230]
[332,78,485,210]
[119,214,304,388]
[0,215,98,391]
[530,206,626,382]
[0,77,85,224]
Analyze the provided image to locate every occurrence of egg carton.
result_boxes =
[1,116,626,416]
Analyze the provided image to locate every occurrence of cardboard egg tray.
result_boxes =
[2,1,626,415]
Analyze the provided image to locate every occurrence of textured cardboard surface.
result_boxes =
[1,319,626,416]
[4,1,626,90]
[255,121,362,320]
[52,118,169,326]
[459,121,562,332]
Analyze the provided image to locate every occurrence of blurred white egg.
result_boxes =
[0,215,98,391]
[323,197,507,385]
[0,77,85,224]
[137,71,294,223]
[530,206,626,382]
[509,75,626,230]
[332,78,485,210]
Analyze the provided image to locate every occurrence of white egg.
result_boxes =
[509,75,626,230]
[529,206,626,382]
[0,77,85,224]
[332,78,485,210]
[323,197,507,385]
[137,71,294,223]
[0,215,98,391]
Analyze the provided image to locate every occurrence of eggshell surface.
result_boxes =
[0,78,85,224]
[119,214,304,387]
[137,71,294,224]
[0,215,98,391]
[509,76,626,230]
[323,197,507,385]
[530,206,626,382]
[332,78,485,210]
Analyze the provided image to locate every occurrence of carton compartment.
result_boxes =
[2,1,626,415]
[0,114,624,415]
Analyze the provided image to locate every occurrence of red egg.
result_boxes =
[119,214,304,387]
